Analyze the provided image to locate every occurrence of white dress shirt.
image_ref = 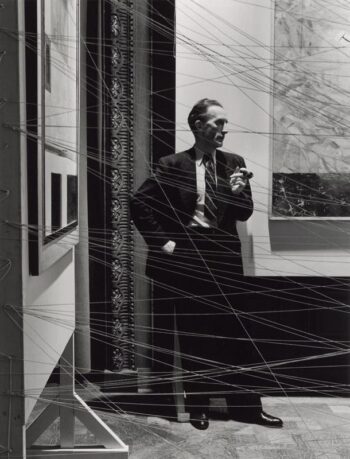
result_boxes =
[189,148,217,228]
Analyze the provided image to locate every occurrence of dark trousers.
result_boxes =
[152,227,262,415]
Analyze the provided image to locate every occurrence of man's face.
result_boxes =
[196,105,228,148]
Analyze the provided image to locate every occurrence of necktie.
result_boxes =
[203,153,217,224]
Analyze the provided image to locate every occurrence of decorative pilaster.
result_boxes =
[109,0,135,372]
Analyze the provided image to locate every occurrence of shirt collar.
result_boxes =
[194,147,216,165]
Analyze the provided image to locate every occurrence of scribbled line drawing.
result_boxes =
[272,0,350,217]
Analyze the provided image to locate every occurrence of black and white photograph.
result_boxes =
[0,1,350,458]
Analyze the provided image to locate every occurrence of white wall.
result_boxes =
[23,252,75,422]
[21,0,79,422]
[176,0,350,277]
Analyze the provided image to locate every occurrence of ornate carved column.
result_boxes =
[109,1,135,372]
[106,0,175,382]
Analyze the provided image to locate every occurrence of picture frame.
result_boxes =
[271,0,350,220]
[26,0,80,275]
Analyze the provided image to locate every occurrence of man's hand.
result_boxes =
[161,240,176,255]
[229,166,248,194]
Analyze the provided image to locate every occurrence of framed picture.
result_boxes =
[26,0,80,274]
[271,0,350,219]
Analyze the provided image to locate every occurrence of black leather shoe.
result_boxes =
[255,411,283,428]
[189,411,209,430]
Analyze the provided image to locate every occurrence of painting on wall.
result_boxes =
[26,0,79,274]
[43,0,79,238]
[272,0,350,217]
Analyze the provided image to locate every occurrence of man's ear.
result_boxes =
[194,119,202,131]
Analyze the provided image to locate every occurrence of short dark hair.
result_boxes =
[187,98,223,133]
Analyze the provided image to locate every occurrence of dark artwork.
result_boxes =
[272,173,350,217]
[45,34,51,92]
[51,173,62,230]
[67,174,78,223]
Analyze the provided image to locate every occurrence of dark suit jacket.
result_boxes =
[131,147,253,279]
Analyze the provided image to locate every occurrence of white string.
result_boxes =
[1,0,350,455]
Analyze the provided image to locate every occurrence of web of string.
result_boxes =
[1,0,350,454]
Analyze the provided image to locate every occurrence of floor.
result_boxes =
[33,391,350,458]
[99,397,350,459]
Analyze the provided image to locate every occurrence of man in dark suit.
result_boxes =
[131,98,283,429]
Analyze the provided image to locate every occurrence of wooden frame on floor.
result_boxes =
[26,337,129,458]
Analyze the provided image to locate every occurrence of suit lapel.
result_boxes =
[216,150,231,219]
[178,147,197,217]
[177,148,235,223]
